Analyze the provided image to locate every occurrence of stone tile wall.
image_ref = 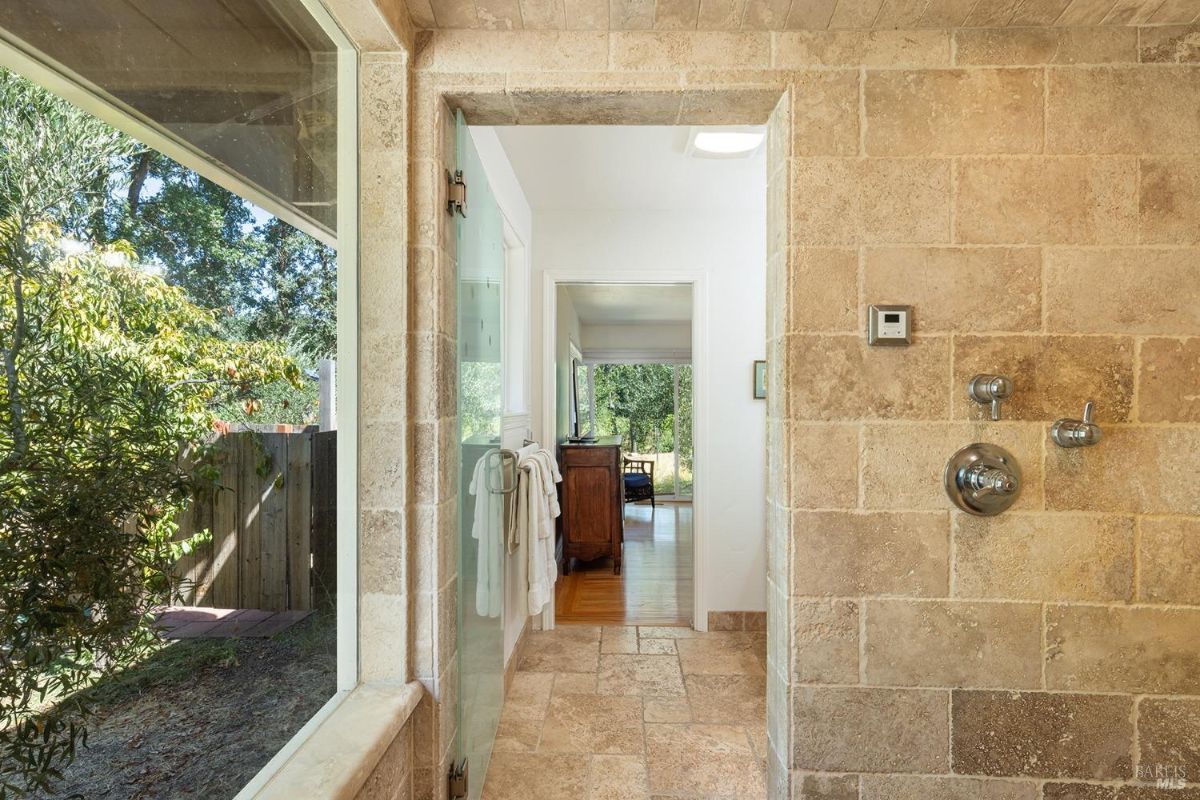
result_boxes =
[403,22,1200,799]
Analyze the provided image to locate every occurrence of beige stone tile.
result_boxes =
[793,772,859,799]
[639,638,676,655]
[517,0,563,27]
[1009,0,1072,25]
[861,775,1039,800]
[1140,156,1200,244]
[1140,517,1200,604]
[951,335,1134,422]
[553,671,599,697]
[505,69,682,90]
[685,673,765,725]
[645,723,766,796]
[794,686,949,772]
[676,87,781,124]
[790,71,860,156]
[502,671,555,719]
[696,0,746,29]
[706,611,744,631]
[432,0,481,27]
[862,421,1044,511]
[789,423,858,509]
[865,599,1042,688]
[637,625,705,638]
[519,627,601,672]
[676,632,766,675]
[827,0,885,27]
[1137,697,1200,778]
[951,690,1133,779]
[643,696,692,723]
[611,32,771,70]
[863,246,1041,333]
[492,714,543,752]
[792,510,950,596]
[1045,427,1200,515]
[472,0,521,28]
[481,752,589,799]
[653,0,699,28]
[787,335,950,420]
[954,27,1137,65]
[955,157,1138,244]
[587,755,650,800]
[1046,604,1200,694]
[1149,0,1200,24]
[788,248,857,332]
[793,599,859,684]
[603,625,641,654]
[511,89,681,124]
[774,30,951,67]
[857,158,952,244]
[610,0,655,28]
[1044,248,1200,335]
[598,654,687,696]
[1039,782,1112,800]
[955,513,1135,602]
[540,693,645,754]
[563,0,610,29]
[961,0,1024,26]
[1047,66,1200,154]
[1140,24,1200,63]
[1140,338,1200,422]
[865,68,1042,156]
[784,0,838,29]
[741,0,791,29]
[429,30,609,72]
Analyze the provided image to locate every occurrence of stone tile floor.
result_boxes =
[481,625,767,799]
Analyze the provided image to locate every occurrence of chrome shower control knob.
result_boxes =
[944,443,1022,516]
[968,374,1014,421]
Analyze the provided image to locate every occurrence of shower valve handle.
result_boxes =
[968,374,1014,421]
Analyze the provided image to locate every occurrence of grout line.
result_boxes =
[858,596,868,684]
[1132,515,1143,602]
[1040,601,1048,690]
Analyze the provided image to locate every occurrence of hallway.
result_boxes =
[555,503,693,627]
[483,624,766,799]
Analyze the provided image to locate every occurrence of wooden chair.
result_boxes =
[622,456,655,508]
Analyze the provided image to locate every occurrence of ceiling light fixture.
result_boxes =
[686,126,766,158]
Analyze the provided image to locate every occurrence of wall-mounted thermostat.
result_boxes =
[867,304,912,346]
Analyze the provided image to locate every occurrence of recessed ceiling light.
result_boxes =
[687,126,765,158]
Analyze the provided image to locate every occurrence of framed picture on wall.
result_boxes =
[753,360,767,400]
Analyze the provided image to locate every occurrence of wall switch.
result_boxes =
[867,304,912,346]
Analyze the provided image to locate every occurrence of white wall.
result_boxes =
[555,286,582,442]
[532,209,767,617]
[581,322,691,361]
[469,127,535,665]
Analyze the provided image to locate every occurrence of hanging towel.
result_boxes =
[506,444,540,554]
[468,450,504,619]
[518,446,562,616]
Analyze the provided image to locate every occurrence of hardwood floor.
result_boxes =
[555,502,692,626]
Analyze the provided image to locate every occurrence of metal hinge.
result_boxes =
[448,758,468,799]
[447,170,467,218]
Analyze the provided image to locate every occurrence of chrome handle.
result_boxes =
[968,374,1014,421]
[1051,400,1103,448]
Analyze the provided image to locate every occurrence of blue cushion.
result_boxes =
[624,473,651,488]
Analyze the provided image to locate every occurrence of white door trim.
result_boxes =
[541,270,709,632]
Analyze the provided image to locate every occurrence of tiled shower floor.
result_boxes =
[481,625,767,799]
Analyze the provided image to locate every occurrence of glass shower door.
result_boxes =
[454,111,505,799]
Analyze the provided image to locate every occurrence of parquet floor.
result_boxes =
[555,502,693,627]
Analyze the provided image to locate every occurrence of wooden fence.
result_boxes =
[172,430,336,612]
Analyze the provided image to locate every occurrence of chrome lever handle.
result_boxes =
[1051,400,1103,448]
[968,374,1014,421]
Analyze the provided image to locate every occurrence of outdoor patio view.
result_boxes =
[589,363,693,497]
[0,68,338,798]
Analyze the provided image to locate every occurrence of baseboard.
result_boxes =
[504,618,531,695]
[707,611,767,632]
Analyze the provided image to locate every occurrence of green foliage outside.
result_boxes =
[590,363,693,495]
[0,69,310,794]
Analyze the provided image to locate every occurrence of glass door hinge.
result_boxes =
[448,758,468,799]
[447,170,468,217]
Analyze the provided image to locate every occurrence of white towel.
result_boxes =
[518,447,562,615]
[468,451,504,619]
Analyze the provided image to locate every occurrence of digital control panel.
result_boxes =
[867,304,912,346]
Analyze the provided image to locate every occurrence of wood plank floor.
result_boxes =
[555,502,693,627]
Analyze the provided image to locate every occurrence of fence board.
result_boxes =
[259,434,289,612]
[287,432,313,611]
[311,430,337,605]
[210,436,240,608]
[238,434,263,610]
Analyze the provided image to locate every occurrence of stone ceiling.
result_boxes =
[404,0,1200,31]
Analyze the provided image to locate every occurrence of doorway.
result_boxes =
[555,283,696,626]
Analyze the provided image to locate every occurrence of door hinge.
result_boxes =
[447,170,468,218]
[448,757,468,799]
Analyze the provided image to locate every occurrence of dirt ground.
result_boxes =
[31,611,336,800]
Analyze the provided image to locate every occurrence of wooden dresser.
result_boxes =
[558,437,624,575]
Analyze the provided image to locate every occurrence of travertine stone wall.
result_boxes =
[406,23,1200,800]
